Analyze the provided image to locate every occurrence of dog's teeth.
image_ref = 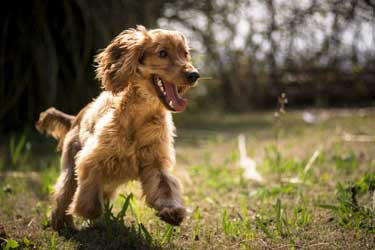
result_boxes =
[169,101,173,107]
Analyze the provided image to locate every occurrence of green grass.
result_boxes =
[319,172,375,232]
[1,109,375,249]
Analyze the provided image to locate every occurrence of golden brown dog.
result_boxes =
[36,25,200,230]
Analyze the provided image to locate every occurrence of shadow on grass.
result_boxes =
[173,113,275,147]
[62,220,159,250]
[175,113,273,132]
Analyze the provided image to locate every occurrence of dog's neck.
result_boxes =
[116,82,169,127]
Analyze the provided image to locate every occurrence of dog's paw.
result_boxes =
[157,206,186,226]
[68,190,103,220]
[51,211,77,232]
[68,202,102,220]
[51,210,64,231]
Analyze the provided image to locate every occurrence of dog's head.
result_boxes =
[95,25,199,112]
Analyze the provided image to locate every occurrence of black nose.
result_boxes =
[186,71,200,84]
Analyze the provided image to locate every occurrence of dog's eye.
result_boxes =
[159,50,168,58]
[184,51,188,57]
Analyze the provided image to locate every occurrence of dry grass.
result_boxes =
[1,108,374,249]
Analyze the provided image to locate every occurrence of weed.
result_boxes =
[104,194,149,241]
[275,199,283,236]
[250,183,298,200]
[274,198,290,238]
[41,218,49,229]
[116,194,131,223]
[222,202,254,242]
[9,134,31,168]
[0,237,36,250]
[241,199,248,227]
[50,233,55,250]
[22,238,34,249]
[9,134,25,165]
[1,239,19,250]
[193,206,201,240]
[191,162,241,195]
[263,145,303,177]
[273,93,288,140]
[293,204,311,227]
[255,215,274,240]
[333,147,359,171]
[40,165,58,195]
[222,209,232,235]
[254,198,311,242]
[319,172,375,232]
[160,224,174,244]
[129,193,141,224]
[102,193,179,245]
[355,172,375,192]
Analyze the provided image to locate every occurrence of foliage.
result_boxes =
[163,0,375,110]
[0,0,177,131]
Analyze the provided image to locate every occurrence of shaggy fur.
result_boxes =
[36,26,199,230]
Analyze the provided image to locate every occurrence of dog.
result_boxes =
[36,25,200,231]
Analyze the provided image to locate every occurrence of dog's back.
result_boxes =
[36,91,116,150]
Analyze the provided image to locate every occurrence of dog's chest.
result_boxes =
[107,114,175,178]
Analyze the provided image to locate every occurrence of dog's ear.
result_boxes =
[95,25,150,94]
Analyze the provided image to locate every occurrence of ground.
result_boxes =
[0,109,374,250]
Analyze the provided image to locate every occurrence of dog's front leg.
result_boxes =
[140,166,186,225]
[68,163,104,220]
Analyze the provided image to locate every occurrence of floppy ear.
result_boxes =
[95,25,150,94]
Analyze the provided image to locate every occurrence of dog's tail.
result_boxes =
[35,107,75,150]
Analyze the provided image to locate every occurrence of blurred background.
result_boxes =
[0,0,374,131]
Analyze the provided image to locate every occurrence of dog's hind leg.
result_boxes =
[140,166,186,226]
[51,128,80,231]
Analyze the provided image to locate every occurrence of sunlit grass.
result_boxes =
[0,109,374,249]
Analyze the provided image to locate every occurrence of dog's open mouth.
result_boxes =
[152,75,187,112]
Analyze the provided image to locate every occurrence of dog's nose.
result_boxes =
[186,71,200,84]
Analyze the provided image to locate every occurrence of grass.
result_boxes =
[1,108,375,249]
[318,172,375,232]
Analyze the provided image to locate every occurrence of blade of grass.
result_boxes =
[275,198,282,236]
[129,193,141,224]
[242,199,248,226]
[304,150,321,173]
[255,216,274,240]
[9,134,26,165]
[193,206,201,240]
[222,209,231,234]
[161,224,174,244]
[50,233,55,250]
[117,194,131,221]
[139,223,152,242]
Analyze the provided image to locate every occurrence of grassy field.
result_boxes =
[0,109,374,249]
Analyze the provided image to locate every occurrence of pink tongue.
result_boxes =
[163,82,187,112]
